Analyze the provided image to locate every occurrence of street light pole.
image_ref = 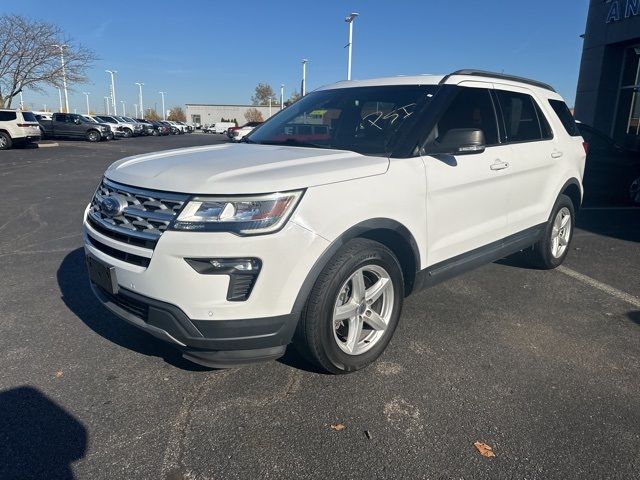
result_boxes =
[83,92,91,114]
[134,104,138,117]
[345,13,359,81]
[280,84,284,110]
[301,59,308,96]
[104,96,110,115]
[121,101,126,116]
[159,91,166,120]
[19,91,24,110]
[105,70,117,115]
[135,83,145,119]
[57,88,63,112]
[52,44,69,112]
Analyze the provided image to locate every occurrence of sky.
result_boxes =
[4,0,590,114]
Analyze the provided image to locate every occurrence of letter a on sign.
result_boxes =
[607,0,621,23]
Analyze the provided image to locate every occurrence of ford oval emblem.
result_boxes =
[99,195,126,217]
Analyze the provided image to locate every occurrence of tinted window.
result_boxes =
[0,111,18,121]
[425,87,499,147]
[22,112,37,122]
[55,114,67,122]
[496,90,545,142]
[549,100,581,137]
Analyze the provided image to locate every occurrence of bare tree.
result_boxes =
[244,108,264,123]
[284,90,301,107]
[145,109,161,121]
[167,106,186,122]
[0,15,97,108]
[251,83,275,106]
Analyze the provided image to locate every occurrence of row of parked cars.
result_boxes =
[33,113,193,142]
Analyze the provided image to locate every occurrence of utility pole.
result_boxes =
[121,101,126,116]
[83,92,91,114]
[345,13,359,80]
[159,91,166,120]
[280,84,284,110]
[134,104,138,117]
[104,96,110,115]
[19,91,24,110]
[106,70,117,115]
[52,44,69,112]
[135,82,144,119]
[301,59,308,96]
[57,88,63,112]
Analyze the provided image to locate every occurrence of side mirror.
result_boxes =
[74,118,81,125]
[427,128,486,155]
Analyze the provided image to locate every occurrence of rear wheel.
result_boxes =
[152,129,159,136]
[86,130,101,142]
[0,132,12,150]
[295,239,404,374]
[523,194,575,269]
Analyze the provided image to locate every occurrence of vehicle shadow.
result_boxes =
[0,386,87,480]
[628,311,640,326]
[575,208,640,243]
[277,346,329,374]
[57,248,211,371]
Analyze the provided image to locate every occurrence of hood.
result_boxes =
[105,143,388,194]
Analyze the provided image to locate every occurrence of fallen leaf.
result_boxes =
[474,441,495,458]
[330,423,345,431]
[54,370,63,378]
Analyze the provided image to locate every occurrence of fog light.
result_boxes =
[184,258,262,302]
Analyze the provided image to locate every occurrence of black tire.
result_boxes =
[123,128,133,138]
[294,238,405,374]
[629,176,640,206]
[522,194,576,269]
[152,129,159,136]
[0,132,12,150]
[86,130,101,142]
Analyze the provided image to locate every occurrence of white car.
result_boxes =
[231,124,258,142]
[213,121,235,134]
[96,116,142,137]
[0,109,41,149]
[165,121,188,134]
[83,70,586,373]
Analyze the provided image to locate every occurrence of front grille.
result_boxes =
[98,286,149,320]
[86,235,151,267]
[87,178,189,250]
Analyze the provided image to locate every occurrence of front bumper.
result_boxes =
[82,207,330,366]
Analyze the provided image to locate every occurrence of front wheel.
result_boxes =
[0,132,12,150]
[629,177,640,205]
[123,128,133,138]
[295,239,404,374]
[523,194,575,269]
[86,130,101,142]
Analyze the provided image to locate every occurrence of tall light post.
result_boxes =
[52,44,69,112]
[104,96,110,115]
[134,104,138,117]
[280,84,284,110]
[19,91,24,110]
[57,88,63,112]
[82,92,91,114]
[105,70,117,115]
[301,59,308,96]
[135,82,144,119]
[121,101,126,116]
[345,13,359,81]
[159,91,166,120]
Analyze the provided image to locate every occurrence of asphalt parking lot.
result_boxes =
[0,134,639,480]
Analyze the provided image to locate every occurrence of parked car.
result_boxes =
[212,121,235,134]
[96,116,142,138]
[38,113,111,143]
[150,121,171,136]
[81,115,114,140]
[86,115,123,138]
[0,109,41,149]
[158,120,179,135]
[83,69,586,373]
[231,122,263,142]
[227,121,262,139]
[122,117,153,136]
[165,120,188,134]
[576,123,640,206]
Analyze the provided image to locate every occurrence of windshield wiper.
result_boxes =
[257,138,327,149]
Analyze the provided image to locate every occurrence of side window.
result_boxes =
[548,99,581,137]
[425,88,499,147]
[0,111,17,121]
[496,90,546,143]
[55,114,67,123]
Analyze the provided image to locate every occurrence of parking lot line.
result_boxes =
[557,265,640,308]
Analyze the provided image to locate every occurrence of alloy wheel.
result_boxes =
[332,265,394,356]
[550,207,571,258]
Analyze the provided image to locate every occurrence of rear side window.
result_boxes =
[0,111,17,121]
[22,112,37,122]
[426,87,500,146]
[496,90,549,143]
[549,100,581,136]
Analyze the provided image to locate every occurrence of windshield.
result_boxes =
[22,112,38,122]
[82,115,98,123]
[115,116,127,122]
[123,117,136,122]
[246,85,438,156]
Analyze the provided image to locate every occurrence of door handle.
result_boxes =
[490,160,509,171]
[551,151,563,159]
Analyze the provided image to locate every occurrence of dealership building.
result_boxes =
[575,0,640,150]
[185,104,278,127]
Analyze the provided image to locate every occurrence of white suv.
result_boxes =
[0,109,41,149]
[83,70,586,373]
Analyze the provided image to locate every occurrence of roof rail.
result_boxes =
[440,69,556,92]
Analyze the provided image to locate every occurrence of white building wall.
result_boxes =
[186,104,279,126]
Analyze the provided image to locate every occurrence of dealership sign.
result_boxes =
[607,0,640,23]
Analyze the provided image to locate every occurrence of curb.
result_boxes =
[36,142,59,148]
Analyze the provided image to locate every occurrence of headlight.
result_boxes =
[172,191,304,235]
